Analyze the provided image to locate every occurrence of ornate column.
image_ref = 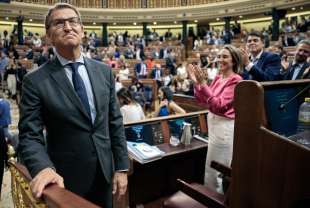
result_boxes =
[102,23,108,47]
[16,14,24,45]
[271,8,286,41]
[224,16,231,32]
[142,22,148,46]
[182,20,188,58]
[182,20,188,45]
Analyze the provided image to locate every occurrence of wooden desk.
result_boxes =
[128,139,208,206]
[232,80,310,208]
[173,94,205,112]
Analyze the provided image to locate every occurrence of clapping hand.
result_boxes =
[187,64,208,85]
[302,66,310,78]
[281,56,289,71]
[159,99,169,107]
[239,48,250,66]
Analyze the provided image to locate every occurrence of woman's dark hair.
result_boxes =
[160,86,173,102]
[131,76,138,84]
[117,88,135,105]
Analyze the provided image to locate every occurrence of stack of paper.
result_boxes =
[127,141,165,164]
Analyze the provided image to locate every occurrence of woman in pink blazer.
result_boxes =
[187,45,243,193]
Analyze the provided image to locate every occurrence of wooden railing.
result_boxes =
[7,110,209,207]
[7,146,100,208]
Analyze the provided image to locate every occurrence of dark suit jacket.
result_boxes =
[150,68,163,79]
[282,62,310,80]
[0,127,5,196]
[243,51,282,81]
[0,99,11,127]
[18,56,129,195]
[134,63,147,77]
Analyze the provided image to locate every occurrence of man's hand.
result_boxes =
[240,48,250,66]
[159,99,169,108]
[302,66,310,78]
[281,57,290,71]
[30,167,64,199]
[112,171,128,199]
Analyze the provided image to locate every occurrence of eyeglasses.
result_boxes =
[50,17,81,29]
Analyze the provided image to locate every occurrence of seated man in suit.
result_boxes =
[150,64,164,87]
[241,31,282,81]
[281,39,310,80]
[18,3,129,208]
[134,59,148,79]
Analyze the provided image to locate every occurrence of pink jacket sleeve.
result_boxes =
[194,76,241,114]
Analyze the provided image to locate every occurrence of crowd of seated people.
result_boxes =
[0,12,309,203]
[0,17,308,125]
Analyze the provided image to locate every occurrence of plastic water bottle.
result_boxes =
[297,97,310,133]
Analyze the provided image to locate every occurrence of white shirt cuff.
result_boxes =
[116,169,129,172]
[245,62,254,72]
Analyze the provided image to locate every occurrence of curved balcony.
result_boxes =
[13,0,226,9]
[0,0,308,23]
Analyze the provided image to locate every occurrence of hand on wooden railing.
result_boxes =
[8,160,100,208]
[30,167,64,199]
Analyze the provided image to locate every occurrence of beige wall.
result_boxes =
[84,26,102,37]
[107,26,143,36]
[0,22,16,36]
[209,11,310,33]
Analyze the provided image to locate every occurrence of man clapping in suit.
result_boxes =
[281,39,310,80]
[18,3,129,208]
[240,31,282,81]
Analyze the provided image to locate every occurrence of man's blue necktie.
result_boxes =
[67,62,91,117]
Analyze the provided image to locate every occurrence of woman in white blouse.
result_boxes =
[117,88,145,123]
[118,65,130,81]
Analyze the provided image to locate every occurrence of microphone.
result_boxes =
[279,84,310,111]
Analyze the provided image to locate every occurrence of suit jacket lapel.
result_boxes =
[296,63,310,79]
[287,62,295,79]
[84,58,101,125]
[47,57,91,121]
[256,52,266,68]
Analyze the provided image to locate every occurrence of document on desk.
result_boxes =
[193,134,209,143]
[127,142,165,164]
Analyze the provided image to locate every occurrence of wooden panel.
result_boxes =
[128,140,208,206]
[231,80,310,208]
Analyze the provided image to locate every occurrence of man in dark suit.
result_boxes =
[150,64,164,87]
[0,127,5,199]
[134,59,147,79]
[18,3,129,208]
[0,93,12,142]
[241,31,282,81]
[281,39,310,80]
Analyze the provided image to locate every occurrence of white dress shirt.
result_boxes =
[54,48,96,123]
